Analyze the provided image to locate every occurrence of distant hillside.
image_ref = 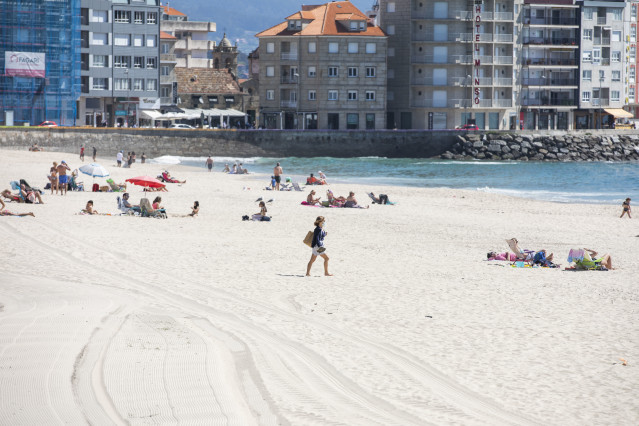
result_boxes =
[162,0,374,54]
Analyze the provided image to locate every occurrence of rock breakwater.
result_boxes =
[441,133,639,162]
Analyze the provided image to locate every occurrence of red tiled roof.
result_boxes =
[256,1,385,38]
[160,31,176,39]
[174,68,241,95]
[161,5,186,17]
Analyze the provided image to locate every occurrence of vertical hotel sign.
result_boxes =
[5,52,45,78]
[473,2,482,105]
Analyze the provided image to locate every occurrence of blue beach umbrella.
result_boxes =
[79,163,110,178]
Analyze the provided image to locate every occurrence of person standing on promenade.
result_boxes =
[274,162,283,191]
[306,216,332,277]
[56,161,71,195]
[79,145,85,162]
[92,146,97,161]
[206,156,214,172]
[620,198,631,218]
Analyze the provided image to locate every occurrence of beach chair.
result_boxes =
[139,198,167,219]
[506,238,535,261]
[106,178,125,192]
[292,182,303,192]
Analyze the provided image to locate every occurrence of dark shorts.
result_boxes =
[274,175,281,183]
[208,163,213,170]
[117,160,122,165]
[59,175,68,184]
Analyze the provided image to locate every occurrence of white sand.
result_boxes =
[0,148,637,425]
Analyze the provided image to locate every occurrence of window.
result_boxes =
[366,113,375,130]
[582,50,592,62]
[114,10,130,23]
[366,43,376,54]
[583,70,592,81]
[631,46,636,61]
[146,79,157,91]
[633,5,638,20]
[92,78,107,90]
[114,78,130,91]
[366,66,376,77]
[348,67,358,77]
[631,87,636,99]
[612,31,621,42]
[161,43,170,54]
[161,66,170,76]
[612,51,621,62]
[599,70,605,80]
[347,113,359,129]
[612,9,622,20]
[134,57,144,68]
[134,11,144,24]
[631,67,636,80]
[329,42,339,53]
[328,90,338,101]
[612,70,621,82]
[160,86,171,98]
[350,21,358,31]
[91,10,107,22]
[92,33,108,45]
[584,8,593,20]
[133,79,145,91]
[266,42,275,53]
[366,91,375,101]
[632,27,637,42]
[308,42,316,53]
[388,47,395,57]
[133,34,144,47]
[266,90,274,100]
[92,55,106,67]
[146,57,157,69]
[387,25,395,35]
[114,56,130,68]
[583,29,592,40]
[593,49,601,63]
[146,12,157,24]
[348,90,358,100]
[360,21,366,31]
[387,2,395,12]
[308,66,316,77]
[328,66,338,77]
[146,35,156,47]
[266,66,275,77]
[308,90,316,100]
[582,91,590,102]
[114,34,130,46]
[347,42,358,54]
[611,90,620,101]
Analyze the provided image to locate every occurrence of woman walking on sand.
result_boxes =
[620,198,631,218]
[306,216,332,276]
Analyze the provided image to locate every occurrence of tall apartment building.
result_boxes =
[79,0,162,127]
[575,0,631,129]
[159,31,178,110]
[160,5,216,69]
[630,1,638,117]
[380,0,519,130]
[0,0,81,126]
[256,1,387,130]
[520,0,580,130]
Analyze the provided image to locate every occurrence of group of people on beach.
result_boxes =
[305,189,368,209]
[115,150,146,168]
[79,146,97,162]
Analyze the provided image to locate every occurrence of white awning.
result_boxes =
[139,110,163,120]
[604,108,633,119]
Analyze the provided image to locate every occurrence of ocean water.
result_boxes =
[150,155,639,205]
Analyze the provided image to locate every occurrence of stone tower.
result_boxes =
[212,33,238,75]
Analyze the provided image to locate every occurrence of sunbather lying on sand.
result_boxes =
[0,199,34,217]
[162,171,186,184]
[1,189,21,202]
[487,252,518,261]
[584,248,613,270]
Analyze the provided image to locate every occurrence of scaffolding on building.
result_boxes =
[0,0,80,126]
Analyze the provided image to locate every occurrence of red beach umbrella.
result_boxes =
[125,176,165,188]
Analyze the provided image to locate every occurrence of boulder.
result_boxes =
[501,146,511,153]
[521,141,532,149]
[488,144,502,153]
[510,144,521,151]
[538,148,548,155]
[473,141,484,148]
[501,153,514,160]
[532,141,544,148]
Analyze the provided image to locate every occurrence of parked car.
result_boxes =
[170,123,195,129]
[456,124,478,131]
[37,121,58,127]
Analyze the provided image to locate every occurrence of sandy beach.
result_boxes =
[0,148,637,425]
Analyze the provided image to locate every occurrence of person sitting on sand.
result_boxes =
[344,191,368,209]
[223,164,230,173]
[120,193,140,213]
[318,171,327,183]
[188,201,199,217]
[82,200,98,215]
[306,190,321,205]
[307,173,320,185]
[326,189,346,207]
[532,249,555,267]
[0,199,34,217]
[252,201,268,221]
[162,172,186,184]
[152,196,163,210]
[20,184,44,204]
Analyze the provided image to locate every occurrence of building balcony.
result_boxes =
[280,76,299,84]
[521,78,578,86]
[592,98,610,107]
[413,33,470,42]
[160,97,172,105]
[494,12,514,21]
[280,100,298,108]
[594,37,610,45]
[175,39,214,51]
[523,17,578,26]
[523,57,577,66]
[160,75,176,84]
[522,99,579,107]
[523,37,578,46]
[280,53,298,61]
[495,78,513,86]
[160,53,177,62]
[411,99,468,108]
[597,17,606,25]
[494,56,513,64]
[161,21,216,33]
[494,34,514,43]
[177,57,214,68]
[413,11,494,20]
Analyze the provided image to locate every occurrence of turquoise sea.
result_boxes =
[150,155,639,205]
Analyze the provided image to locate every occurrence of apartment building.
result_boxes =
[380,0,519,130]
[79,0,162,127]
[256,1,387,130]
[520,0,580,130]
[576,0,631,129]
[159,31,178,110]
[630,1,638,117]
[160,5,216,69]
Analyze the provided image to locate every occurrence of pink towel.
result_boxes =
[567,249,584,263]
